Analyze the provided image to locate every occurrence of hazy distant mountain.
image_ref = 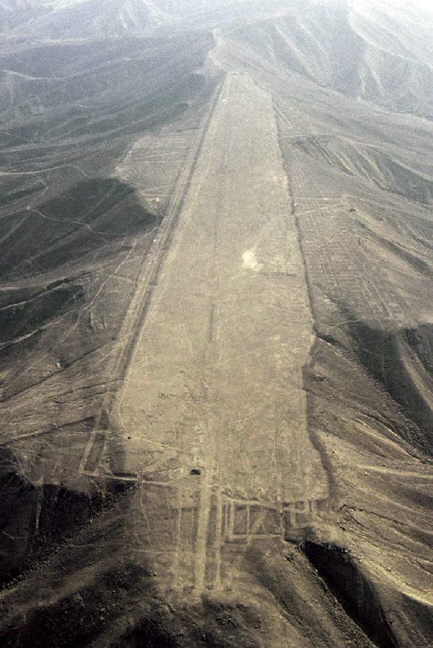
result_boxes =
[220,0,433,118]
[0,0,164,35]
[2,0,430,117]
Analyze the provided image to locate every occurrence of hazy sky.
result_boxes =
[358,0,433,16]
[406,0,433,12]
[390,0,433,13]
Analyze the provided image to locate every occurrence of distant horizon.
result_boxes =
[360,0,433,14]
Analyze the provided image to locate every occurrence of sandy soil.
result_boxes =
[110,72,328,592]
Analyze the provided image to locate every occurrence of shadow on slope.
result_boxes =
[293,136,433,206]
[349,321,433,454]
[302,333,433,647]
[0,471,390,648]
[0,470,266,648]
[0,178,158,400]
[304,540,398,648]
[0,279,83,346]
[0,178,158,280]
[0,445,135,584]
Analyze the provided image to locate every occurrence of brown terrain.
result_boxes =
[0,1,432,646]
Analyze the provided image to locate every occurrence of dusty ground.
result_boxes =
[107,71,328,593]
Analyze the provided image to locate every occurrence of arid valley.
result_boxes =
[0,1,432,646]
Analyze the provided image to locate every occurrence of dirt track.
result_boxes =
[112,72,329,591]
